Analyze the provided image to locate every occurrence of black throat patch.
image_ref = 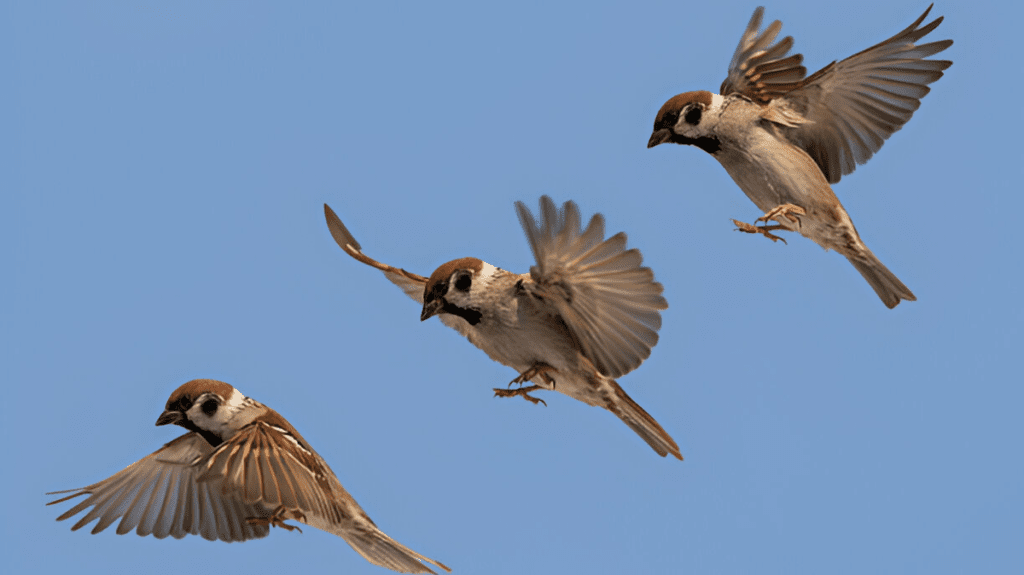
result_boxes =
[674,134,721,154]
[179,418,223,447]
[442,300,482,325]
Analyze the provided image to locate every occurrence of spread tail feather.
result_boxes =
[605,383,682,460]
[846,251,916,309]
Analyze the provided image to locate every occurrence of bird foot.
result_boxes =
[733,220,789,244]
[493,385,547,406]
[247,506,304,533]
[757,204,806,225]
[734,205,805,243]
[508,362,557,389]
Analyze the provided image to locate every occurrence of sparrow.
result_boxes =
[648,4,953,308]
[324,197,681,460]
[47,379,451,575]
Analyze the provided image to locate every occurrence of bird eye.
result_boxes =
[684,105,702,125]
[454,273,472,292]
[201,399,218,416]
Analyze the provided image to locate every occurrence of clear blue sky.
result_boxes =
[5,1,1021,574]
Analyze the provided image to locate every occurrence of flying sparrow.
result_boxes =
[48,379,451,575]
[324,197,681,460]
[648,4,953,308]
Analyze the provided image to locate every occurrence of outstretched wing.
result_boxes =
[720,6,807,103]
[47,433,269,542]
[517,196,667,379]
[324,203,469,336]
[772,4,953,183]
[324,203,427,301]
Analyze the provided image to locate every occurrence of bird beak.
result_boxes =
[420,299,443,321]
[647,128,672,148]
[155,410,183,426]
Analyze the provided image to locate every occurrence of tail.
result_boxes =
[846,251,916,309]
[603,381,682,460]
[342,525,451,574]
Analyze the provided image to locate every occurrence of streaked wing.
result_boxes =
[47,433,269,542]
[720,7,806,103]
[324,203,427,302]
[198,415,354,528]
[517,196,667,379]
[201,414,450,574]
[776,5,953,183]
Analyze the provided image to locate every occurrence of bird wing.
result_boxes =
[324,202,428,299]
[516,196,667,379]
[771,4,953,183]
[197,414,355,527]
[324,203,468,335]
[720,6,807,103]
[47,432,270,542]
[201,413,450,574]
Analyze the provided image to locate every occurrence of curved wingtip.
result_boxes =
[323,203,362,253]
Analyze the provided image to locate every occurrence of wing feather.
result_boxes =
[516,197,667,379]
[135,465,173,536]
[207,417,451,573]
[774,4,953,182]
[721,7,807,102]
[47,433,269,542]
[202,420,340,524]
[116,471,160,534]
[324,203,470,337]
[324,203,427,303]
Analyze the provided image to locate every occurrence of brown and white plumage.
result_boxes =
[649,5,953,308]
[324,199,681,459]
[48,379,450,575]
[722,5,954,183]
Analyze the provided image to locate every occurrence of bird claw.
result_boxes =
[508,362,557,389]
[493,385,547,406]
[247,506,304,533]
[733,219,788,244]
[756,204,806,225]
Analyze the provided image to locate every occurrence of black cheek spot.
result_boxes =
[201,399,218,416]
[684,106,702,125]
[455,273,472,291]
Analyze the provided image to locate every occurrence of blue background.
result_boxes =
[6,1,1021,574]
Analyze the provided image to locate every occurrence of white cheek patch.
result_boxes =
[189,388,249,437]
[448,261,500,308]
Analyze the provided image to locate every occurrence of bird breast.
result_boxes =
[462,289,580,377]
[713,118,834,215]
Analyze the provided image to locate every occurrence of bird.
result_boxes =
[323,197,681,460]
[647,4,953,308]
[47,379,451,575]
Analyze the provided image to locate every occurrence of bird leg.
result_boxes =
[508,362,557,389]
[758,203,806,225]
[493,385,547,406]
[733,204,806,244]
[247,506,304,533]
[493,363,556,405]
